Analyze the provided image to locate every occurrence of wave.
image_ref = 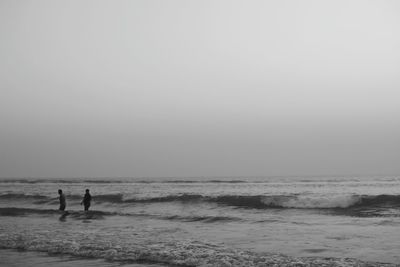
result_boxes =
[154,179,247,183]
[212,194,400,210]
[112,193,400,210]
[165,215,240,223]
[0,178,249,184]
[1,176,398,185]
[0,207,241,223]
[0,207,109,219]
[2,193,400,210]
[0,179,131,184]
[0,193,204,204]
[352,195,400,207]
[0,234,393,267]
[0,193,125,204]
[0,193,49,200]
[126,194,204,203]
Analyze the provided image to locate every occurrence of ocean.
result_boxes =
[0,176,399,266]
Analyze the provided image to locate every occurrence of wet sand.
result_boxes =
[0,249,165,267]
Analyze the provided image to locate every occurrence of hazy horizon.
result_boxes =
[1,0,399,178]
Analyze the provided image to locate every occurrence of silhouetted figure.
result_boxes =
[81,189,92,211]
[58,189,66,211]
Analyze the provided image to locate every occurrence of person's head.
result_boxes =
[58,189,62,194]
[85,189,89,193]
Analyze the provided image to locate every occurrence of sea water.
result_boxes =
[0,176,399,266]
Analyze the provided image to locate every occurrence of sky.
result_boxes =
[0,0,399,178]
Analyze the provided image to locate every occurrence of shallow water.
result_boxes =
[0,176,400,265]
[0,249,165,267]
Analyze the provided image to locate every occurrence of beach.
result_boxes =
[0,249,165,267]
[1,176,400,266]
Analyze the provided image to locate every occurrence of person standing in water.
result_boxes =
[81,189,92,211]
[58,189,66,211]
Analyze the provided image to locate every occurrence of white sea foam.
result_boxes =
[1,231,395,267]
[262,194,362,209]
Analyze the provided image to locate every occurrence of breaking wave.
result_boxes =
[0,230,392,267]
[0,235,370,267]
[1,193,400,210]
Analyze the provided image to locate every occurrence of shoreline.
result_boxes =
[0,249,165,267]
[1,248,398,267]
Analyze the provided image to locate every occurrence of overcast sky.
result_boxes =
[0,0,399,178]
